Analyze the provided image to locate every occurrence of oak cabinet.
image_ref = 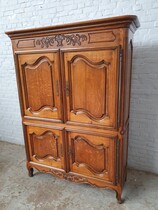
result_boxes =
[6,15,140,203]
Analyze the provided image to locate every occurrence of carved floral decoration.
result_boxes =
[36,33,87,48]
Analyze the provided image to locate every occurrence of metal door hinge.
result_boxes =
[68,148,72,156]
[60,144,63,157]
[120,47,123,59]
[116,139,120,184]
[56,80,59,96]
[117,47,123,127]
[66,81,69,96]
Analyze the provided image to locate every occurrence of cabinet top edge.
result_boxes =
[5,15,140,39]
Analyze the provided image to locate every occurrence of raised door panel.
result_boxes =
[63,47,120,128]
[67,131,117,184]
[18,52,62,121]
[27,126,65,170]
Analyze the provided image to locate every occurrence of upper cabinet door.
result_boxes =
[62,47,120,129]
[18,52,62,121]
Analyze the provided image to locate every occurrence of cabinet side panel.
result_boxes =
[121,29,134,186]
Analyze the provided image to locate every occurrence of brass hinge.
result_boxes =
[68,148,72,156]
[56,80,59,96]
[116,139,120,184]
[66,81,69,96]
[60,144,63,157]
[120,47,123,59]
[117,47,123,128]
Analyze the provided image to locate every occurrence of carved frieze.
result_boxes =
[36,167,88,183]
[36,33,87,47]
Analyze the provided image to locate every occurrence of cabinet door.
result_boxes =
[18,52,62,121]
[67,131,117,184]
[62,48,120,128]
[27,126,65,170]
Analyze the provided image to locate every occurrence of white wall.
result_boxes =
[0,0,158,174]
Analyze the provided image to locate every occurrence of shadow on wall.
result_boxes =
[128,45,158,174]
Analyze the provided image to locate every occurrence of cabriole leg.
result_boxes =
[28,168,34,177]
[26,162,34,177]
[116,191,123,204]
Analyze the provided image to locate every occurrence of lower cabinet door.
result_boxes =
[27,126,65,170]
[67,131,117,184]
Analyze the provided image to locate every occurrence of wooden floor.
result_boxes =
[0,141,158,210]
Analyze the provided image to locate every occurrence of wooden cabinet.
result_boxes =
[6,15,140,203]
